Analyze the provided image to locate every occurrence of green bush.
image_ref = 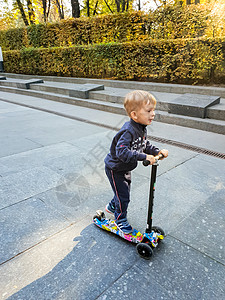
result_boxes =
[3,38,225,84]
[0,27,28,50]
[0,11,148,50]
[1,5,223,51]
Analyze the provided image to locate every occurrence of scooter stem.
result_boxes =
[146,163,158,233]
[143,153,163,233]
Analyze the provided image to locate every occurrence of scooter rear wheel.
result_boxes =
[93,210,105,221]
[152,226,165,236]
[136,243,153,260]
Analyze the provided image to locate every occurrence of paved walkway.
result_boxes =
[0,91,224,300]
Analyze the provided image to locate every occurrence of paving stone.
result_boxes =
[37,168,146,223]
[0,102,29,114]
[5,226,225,300]
[129,153,225,234]
[170,189,225,264]
[137,236,225,300]
[98,265,173,300]
[135,142,197,178]
[68,130,111,159]
[8,223,137,300]
[0,166,63,209]
[0,216,90,299]
[0,142,79,176]
[0,136,42,158]
[0,163,10,176]
[0,101,108,154]
[0,86,224,300]
[168,93,220,118]
[23,118,107,147]
[0,197,69,265]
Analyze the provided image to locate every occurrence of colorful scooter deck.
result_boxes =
[93,215,164,248]
[93,217,143,243]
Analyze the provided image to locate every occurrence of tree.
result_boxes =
[15,0,29,25]
[55,0,64,19]
[0,0,19,29]
[86,0,90,16]
[81,0,133,16]
[42,0,51,22]
[71,0,80,18]
[27,0,36,24]
[114,0,130,12]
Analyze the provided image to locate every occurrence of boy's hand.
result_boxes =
[146,155,156,165]
[158,149,169,159]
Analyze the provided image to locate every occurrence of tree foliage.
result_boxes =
[3,37,225,84]
[1,3,224,48]
[0,1,224,85]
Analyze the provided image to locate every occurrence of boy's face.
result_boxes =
[131,102,155,126]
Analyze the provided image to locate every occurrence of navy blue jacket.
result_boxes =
[104,119,160,172]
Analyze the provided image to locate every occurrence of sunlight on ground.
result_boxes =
[0,217,90,299]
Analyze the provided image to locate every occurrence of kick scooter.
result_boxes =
[93,154,165,259]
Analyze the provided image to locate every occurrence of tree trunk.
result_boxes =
[122,0,126,12]
[15,0,29,26]
[138,0,140,10]
[42,0,51,22]
[27,0,36,24]
[103,0,113,13]
[87,0,90,17]
[47,0,51,19]
[56,0,64,19]
[71,0,80,18]
[93,0,98,15]
[115,0,120,12]
[126,0,129,11]
[42,0,47,22]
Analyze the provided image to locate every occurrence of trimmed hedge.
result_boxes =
[0,12,148,50]
[0,5,220,51]
[3,38,225,84]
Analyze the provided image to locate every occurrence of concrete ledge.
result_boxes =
[1,73,225,98]
[207,103,225,121]
[155,111,225,135]
[0,85,224,135]
[0,76,6,80]
[168,94,220,118]
[17,79,44,89]
[68,84,104,99]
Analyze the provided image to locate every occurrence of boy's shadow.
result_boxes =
[9,223,140,300]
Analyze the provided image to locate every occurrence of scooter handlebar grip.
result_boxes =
[143,160,150,166]
[143,153,164,166]
[155,153,164,160]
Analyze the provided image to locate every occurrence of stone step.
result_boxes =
[0,78,104,98]
[31,84,179,112]
[1,78,224,121]
[1,72,225,98]
[0,77,44,89]
[0,85,224,135]
[89,88,225,121]
[0,85,124,114]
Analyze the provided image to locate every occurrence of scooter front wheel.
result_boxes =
[136,243,153,260]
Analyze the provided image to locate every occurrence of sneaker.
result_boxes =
[115,218,133,234]
[105,203,115,215]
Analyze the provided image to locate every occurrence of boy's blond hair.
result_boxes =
[124,90,156,117]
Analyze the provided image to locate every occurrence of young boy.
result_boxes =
[104,90,168,234]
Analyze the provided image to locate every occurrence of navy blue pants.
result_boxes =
[105,166,131,220]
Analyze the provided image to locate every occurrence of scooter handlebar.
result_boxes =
[143,153,164,166]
